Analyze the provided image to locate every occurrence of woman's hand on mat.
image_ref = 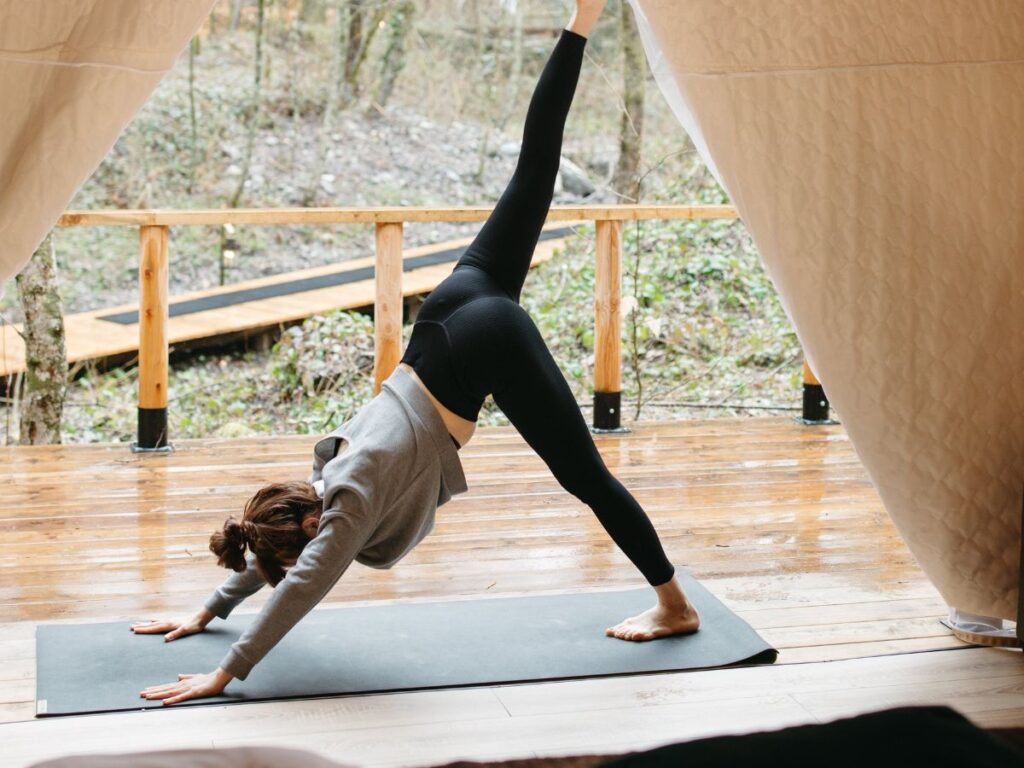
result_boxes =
[130,608,214,642]
[140,668,233,706]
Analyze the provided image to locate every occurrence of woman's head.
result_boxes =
[209,481,321,586]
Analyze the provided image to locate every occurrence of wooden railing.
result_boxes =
[56,204,830,451]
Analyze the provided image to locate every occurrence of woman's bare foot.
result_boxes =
[607,602,700,641]
[567,0,608,38]
[606,575,701,641]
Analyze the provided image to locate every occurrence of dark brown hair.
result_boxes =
[209,481,321,586]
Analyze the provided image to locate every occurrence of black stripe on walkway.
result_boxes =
[98,227,575,325]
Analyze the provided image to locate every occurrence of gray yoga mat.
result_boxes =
[35,569,776,717]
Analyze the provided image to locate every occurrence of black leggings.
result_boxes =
[400,29,675,588]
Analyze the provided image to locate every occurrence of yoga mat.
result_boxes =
[35,569,776,717]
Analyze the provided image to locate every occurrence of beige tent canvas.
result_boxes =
[0,0,215,289]
[629,0,1024,631]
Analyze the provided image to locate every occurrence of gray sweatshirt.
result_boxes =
[203,367,468,680]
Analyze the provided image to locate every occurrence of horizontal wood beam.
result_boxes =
[57,205,738,228]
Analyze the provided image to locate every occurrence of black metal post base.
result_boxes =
[795,383,837,426]
[591,391,630,434]
[132,407,173,453]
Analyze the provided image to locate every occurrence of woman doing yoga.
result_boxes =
[133,0,700,706]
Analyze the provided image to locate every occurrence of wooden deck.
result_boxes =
[2,416,1022,767]
[0,228,570,377]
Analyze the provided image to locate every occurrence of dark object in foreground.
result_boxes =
[598,706,1024,768]
[29,707,1024,767]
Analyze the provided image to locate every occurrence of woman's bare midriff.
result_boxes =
[398,363,477,448]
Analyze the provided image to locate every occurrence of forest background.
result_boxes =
[0,0,812,445]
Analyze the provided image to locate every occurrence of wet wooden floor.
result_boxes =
[2,417,1021,766]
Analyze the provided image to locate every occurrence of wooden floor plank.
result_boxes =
[490,647,1017,717]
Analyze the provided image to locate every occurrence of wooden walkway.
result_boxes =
[2,417,1021,766]
[0,227,571,377]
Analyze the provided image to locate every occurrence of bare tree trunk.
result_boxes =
[301,0,348,205]
[229,0,266,211]
[373,1,415,110]
[300,0,326,24]
[342,0,365,101]
[15,231,67,445]
[188,35,201,194]
[340,0,388,107]
[473,0,484,60]
[285,0,304,171]
[497,0,525,132]
[230,0,245,30]
[612,1,645,203]
[474,1,506,183]
[223,0,266,284]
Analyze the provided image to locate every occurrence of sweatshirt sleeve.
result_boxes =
[217,489,376,681]
[203,552,266,620]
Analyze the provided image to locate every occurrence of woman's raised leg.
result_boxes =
[455,27,587,302]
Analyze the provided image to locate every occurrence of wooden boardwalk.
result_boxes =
[0,227,571,377]
[2,416,1021,767]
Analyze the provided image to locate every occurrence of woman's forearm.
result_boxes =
[216,514,371,680]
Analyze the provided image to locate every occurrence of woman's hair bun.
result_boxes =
[209,516,249,573]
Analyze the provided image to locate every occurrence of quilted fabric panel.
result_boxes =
[0,0,216,287]
[633,0,1024,73]
[632,0,1024,618]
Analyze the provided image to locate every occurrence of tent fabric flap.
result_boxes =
[0,0,215,286]
[629,0,1024,619]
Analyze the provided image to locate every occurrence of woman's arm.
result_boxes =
[203,551,268,619]
[140,489,374,704]
[132,552,266,643]
[215,495,373,681]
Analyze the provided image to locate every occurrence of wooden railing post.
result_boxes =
[799,359,833,424]
[134,225,171,452]
[374,221,404,394]
[593,219,626,432]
